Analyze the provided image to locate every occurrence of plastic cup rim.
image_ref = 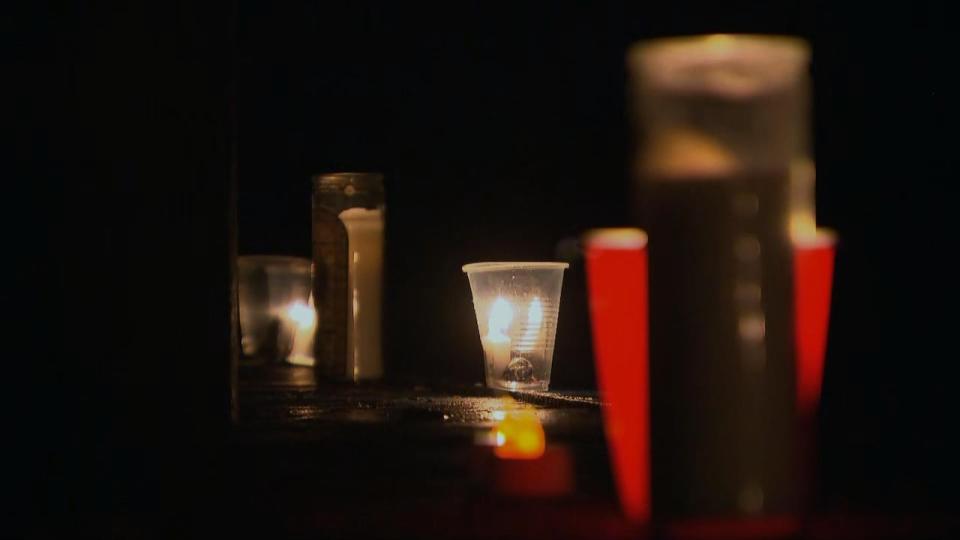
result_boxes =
[793,227,838,249]
[583,228,649,250]
[462,261,569,274]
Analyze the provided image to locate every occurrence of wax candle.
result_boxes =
[339,207,384,381]
[482,297,513,378]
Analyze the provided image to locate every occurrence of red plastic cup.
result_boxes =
[584,228,650,523]
[793,228,837,513]
[793,229,837,418]
[585,226,837,525]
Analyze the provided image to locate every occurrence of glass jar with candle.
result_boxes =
[311,172,385,382]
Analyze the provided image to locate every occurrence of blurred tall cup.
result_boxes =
[628,34,811,528]
[793,228,837,512]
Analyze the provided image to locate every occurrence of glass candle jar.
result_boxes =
[311,172,385,382]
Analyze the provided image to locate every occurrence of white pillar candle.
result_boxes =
[339,207,385,381]
[482,296,514,377]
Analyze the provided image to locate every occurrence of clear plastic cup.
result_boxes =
[463,262,568,391]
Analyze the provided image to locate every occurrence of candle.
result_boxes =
[482,296,513,378]
[285,297,317,367]
[237,255,312,365]
[311,172,386,381]
[339,207,384,381]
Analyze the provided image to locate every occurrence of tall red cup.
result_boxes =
[585,227,837,525]
[793,229,837,418]
[793,228,837,515]
[584,228,650,523]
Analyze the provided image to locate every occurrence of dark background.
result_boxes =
[21,0,957,533]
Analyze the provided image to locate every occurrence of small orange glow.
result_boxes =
[492,409,545,460]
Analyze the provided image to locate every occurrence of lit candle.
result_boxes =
[285,297,317,366]
[482,297,513,378]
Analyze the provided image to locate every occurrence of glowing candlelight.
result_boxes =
[285,296,317,366]
[492,408,545,460]
[237,255,312,365]
[482,297,514,378]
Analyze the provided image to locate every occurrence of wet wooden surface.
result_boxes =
[227,366,629,538]
[225,366,958,540]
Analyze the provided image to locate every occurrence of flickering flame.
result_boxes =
[486,296,513,342]
[286,300,316,330]
[493,409,546,460]
[286,296,317,367]
[517,297,543,352]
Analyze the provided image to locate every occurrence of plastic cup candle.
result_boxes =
[237,255,314,365]
[463,262,568,391]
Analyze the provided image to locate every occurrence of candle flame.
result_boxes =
[287,300,316,330]
[486,296,513,341]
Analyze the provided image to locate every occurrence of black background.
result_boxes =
[20,0,958,532]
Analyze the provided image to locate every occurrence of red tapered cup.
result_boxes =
[793,229,837,418]
[793,228,837,514]
[584,228,650,523]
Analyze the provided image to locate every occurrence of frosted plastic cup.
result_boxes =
[463,262,568,391]
[237,255,315,366]
[583,228,651,523]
